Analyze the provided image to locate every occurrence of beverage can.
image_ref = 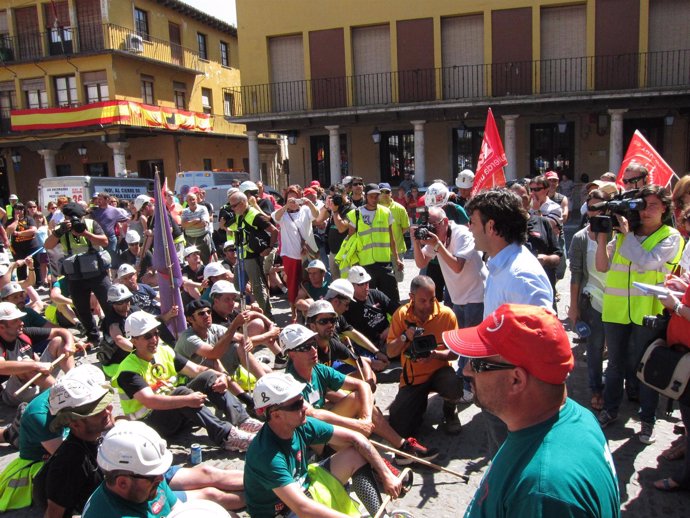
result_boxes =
[190,443,202,465]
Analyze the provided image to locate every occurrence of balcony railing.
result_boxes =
[230,49,690,117]
[0,23,200,71]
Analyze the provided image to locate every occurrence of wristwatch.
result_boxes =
[400,333,408,343]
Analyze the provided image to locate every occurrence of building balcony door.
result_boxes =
[379,131,414,185]
[530,123,575,180]
[310,134,347,187]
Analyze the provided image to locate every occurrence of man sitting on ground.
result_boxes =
[117,229,156,286]
[294,259,332,318]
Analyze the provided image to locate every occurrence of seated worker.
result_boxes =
[0,255,44,313]
[0,301,76,407]
[33,367,245,517]
[306,300,376,389]
[343,266,397,349]
[181,245,205,306]
[115,264,159,316]
[46,275,94,332]
[97,284,138,378]
[219,240,237,282]
[208,280,282,364]
[324,279,390,372]
[294,259,332,318]
[200,262,232,302]
[175,299,269,412]
[117,229,156,286]
[112,311,262,452]
[244,372,404,518]
[282,324,438,465]
[386,275,463,436]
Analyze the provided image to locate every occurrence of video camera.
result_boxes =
[404,326,438,361]
[589,189,645,233]
[414,206,434,240]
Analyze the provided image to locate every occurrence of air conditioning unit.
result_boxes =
[126,33,144,53]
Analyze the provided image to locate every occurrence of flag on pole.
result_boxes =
[152,172,186,336]
[471,108,508,197]
[616,130,676,189]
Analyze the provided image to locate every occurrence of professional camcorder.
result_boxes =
[404,326,437,361]
[589,189,645,233]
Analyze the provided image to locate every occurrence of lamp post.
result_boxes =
[77,145,88,173]
[10,150,21,172]
[371,127,381,144]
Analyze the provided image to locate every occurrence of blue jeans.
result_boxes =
[603,321,661,423]
[453,302,484,391]
[580,294,605,394]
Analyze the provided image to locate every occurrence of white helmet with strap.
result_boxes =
[97,421,173,476]
[424,182,450,207]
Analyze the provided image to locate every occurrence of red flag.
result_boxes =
[471,108,508,196]
[616,130,675,188]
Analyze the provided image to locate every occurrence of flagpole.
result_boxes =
[155,168,179,339]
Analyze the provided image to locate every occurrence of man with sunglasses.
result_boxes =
[112,311,262,452]
[442,304,620,518]
[245,372,403,518]
[349,176,365,207]
[621,163,649,192]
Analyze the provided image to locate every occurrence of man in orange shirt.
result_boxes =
[386,275,462,436]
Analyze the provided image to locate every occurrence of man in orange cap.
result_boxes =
[442,304,620,518]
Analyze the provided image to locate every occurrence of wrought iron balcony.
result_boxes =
[0,23,201,72]
[229,49,690,118]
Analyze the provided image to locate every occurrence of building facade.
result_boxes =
[0,0,283,206]
[233,0,690,203]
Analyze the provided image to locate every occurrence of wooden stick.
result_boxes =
[370,440,469,482]
[373,467,411,518]
[13,353,66,397]
[344,337,365,381]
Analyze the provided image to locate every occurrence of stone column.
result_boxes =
[325,125,341,185]
[411,120,426,186]
[247,131,260,182]
[501,115,519,181]
[107,142,130,177]
[37,149,57,178]
[608,109,628,172]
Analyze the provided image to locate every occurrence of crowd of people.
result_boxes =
[0,163,688,517]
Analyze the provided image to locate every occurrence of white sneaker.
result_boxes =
[639,421,656,445]
[223,426,256,452]
[239,417,263,433]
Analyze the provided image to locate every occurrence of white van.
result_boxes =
[38,176,154,210]
[174,171,249,219]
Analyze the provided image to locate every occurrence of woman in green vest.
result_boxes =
[594,184,684,443]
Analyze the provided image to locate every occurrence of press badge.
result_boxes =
[308,390,320,405]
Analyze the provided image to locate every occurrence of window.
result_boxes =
[22,78,47,109]
[452,127,483,179]
[173,81,186,109]
[141,75,154,105]
[203,158,212,171]
[530,123,574,178]
[134,8,149,40]
[54,75,78,106]
[201,88,212,114]
[220,41,229,66]
[226,158,234,169]
[223,91,235,116]
[83,70,109,103]
[197,33,208,60]
[0,82,16,132]
[379,131,414,185]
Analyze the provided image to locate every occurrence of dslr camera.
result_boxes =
[589,190,645,233]
[61,216,87,234]
[332,194,343,207]
[642,311,670,331]
[404,326,437,361]
[414,206,434,240]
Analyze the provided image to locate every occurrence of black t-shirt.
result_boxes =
[526,214,562,284]
[100,306,139,366]
[11,215,39,256]
[258,198,275,215]
[334,314,353,335]
[343,289,396,343]
[181,263,204,306]
[317,338,356,367]
[116,352,188,398]
[327,202,353,252]
[351,197,365,208]
[33,434,102,516]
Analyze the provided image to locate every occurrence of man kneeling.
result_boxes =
[244,372,402,518]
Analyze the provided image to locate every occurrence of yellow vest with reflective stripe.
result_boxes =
[112,344,179,420]
[602,225,682,325]
[347,206,391,265]
[228,206,265,258]
[381,201,409,254]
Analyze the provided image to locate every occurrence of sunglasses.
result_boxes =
[530,187,545,192]
[112,299,131,306]
[587,204,603,211]
[128,473,160,483]
[623,175,646,185]
[469,358,516,373]
[138,330,159,340]
[194,309,212,317]
[275,397,304,413]
[316,317,337,325]
[352,182,363,186]
[290,340,316,353]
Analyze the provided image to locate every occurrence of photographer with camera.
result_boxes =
[316,184,352,279]
[595,184,683,444]
[387,275,463,436]
[44,203,110,345]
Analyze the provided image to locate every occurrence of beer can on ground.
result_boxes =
[190,443,202,465]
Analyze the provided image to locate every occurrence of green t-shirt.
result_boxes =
[19,389,65,461]
[287,363,346,409]
[82,479,177,518]
[244,416,334,518]
[465,398,620,518]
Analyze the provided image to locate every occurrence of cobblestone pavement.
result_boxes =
[2,240,690,516]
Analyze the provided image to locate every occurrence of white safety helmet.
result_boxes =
[134,195,153,212]
[49,364,109,416]
[306,299,336,318]
[97,421,173,476]
[124,310,160,338]
[107,284,133,303]
[424,182,450,207]
[239,181,258,194]
[167,500,231,518]
[203,262,227,279]
[347,265,372,285]
[209,279,239,296]
[253,372,306,412]
[327,278,355,301]
[279,324,317,353]
[456,169,475,189]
